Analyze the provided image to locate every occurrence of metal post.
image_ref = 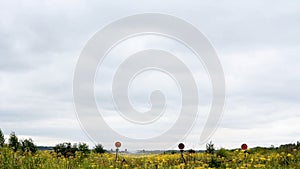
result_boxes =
[115,148,119,161]
[180,149,186,164]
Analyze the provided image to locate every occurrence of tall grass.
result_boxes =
[0,146,299,168]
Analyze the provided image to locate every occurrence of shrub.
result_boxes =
[208,156,223,168]
[216,148,228,158]
[206,141,215,154]
[187,149,196,153]
[54,142,76,157]
[20,138,37,153]
[78,142,90,154]
[93,144,106,154]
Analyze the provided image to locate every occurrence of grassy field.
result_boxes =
[0,146,299,169]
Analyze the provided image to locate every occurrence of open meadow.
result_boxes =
[1,145,299,169]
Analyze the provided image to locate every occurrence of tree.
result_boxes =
[0,129,4,147]
[8,132,19,152]
[206,141,215,154]
[78,142,90,154]
[93,144,106,154]
[20,138,37,153]
[54,142,75,157]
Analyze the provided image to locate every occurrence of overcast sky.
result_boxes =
[1,0,300,151]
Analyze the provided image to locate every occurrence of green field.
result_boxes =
[1,145,299,169]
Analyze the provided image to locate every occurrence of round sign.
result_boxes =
[178,143,185,150]
[241,143,248,150]
[115,141,121,148]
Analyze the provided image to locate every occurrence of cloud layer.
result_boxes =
[0,0,300,150]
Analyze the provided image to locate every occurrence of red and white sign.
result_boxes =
[241,143,248,150]
[115,141,121,148]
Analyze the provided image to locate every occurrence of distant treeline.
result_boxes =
[0,129,106,157]
[1,128,299,157]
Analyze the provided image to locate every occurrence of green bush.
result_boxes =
[217,148,228,158]
[187,149,196,153]
[208,156,223,168]
[93,144,106,154]
[20,138,37,153]
[206,141,215,154]
[54,142,76,157]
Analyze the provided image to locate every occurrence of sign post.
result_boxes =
[115,141,121,161]
[178,143,186,164]
[241,143,248,166]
